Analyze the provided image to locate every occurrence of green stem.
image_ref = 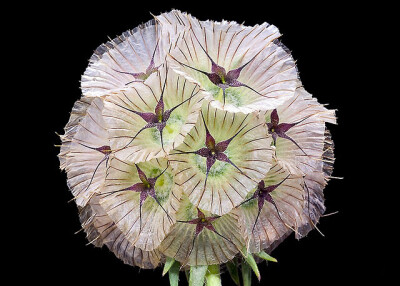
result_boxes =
[206,265,221,286]
[241,261,252,286]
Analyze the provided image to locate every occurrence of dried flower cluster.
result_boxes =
[58,10,337,286]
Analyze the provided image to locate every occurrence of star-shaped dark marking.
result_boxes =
[239,175,289,233]
[113,163,172,230]
[170,30,264,105]
[113,40,160,85]
[69,143,112,203]
[267,109,309,156]
[114,68,198,152]
[177,208,233,258]
[172,111,246,202]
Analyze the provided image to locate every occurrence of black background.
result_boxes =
[23,1,387,285]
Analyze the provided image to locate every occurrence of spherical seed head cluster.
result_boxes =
[58,9,337,275]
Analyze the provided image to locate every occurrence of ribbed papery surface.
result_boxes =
[169,102,273,215]
[62,98,110,207]
[235,163,306,253]
[298,128,336,238]
[159,195,244,266]
[59,97,93,170]
[102,67,206,163]
[81,19,170,98]
[163,11,298,113]
[79,195,163,269]
[100,157,181,251]
[263,84,337,176]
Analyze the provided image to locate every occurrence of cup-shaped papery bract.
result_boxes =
[164,11,298,113]
[169,102,273,215]
[159,194,244,266]
[59,97,110,207]
[79,195,163,269]
[100,157,181,251]
[235,163,307,253]
[58,97,93,170]
[81,19,170,98]
[102,66,207,163]
[299,129,336,236]
[262,84,337,176]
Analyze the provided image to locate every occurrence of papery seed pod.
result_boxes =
[58,97,94,169]
[299,128,336,237]
[262,83,337,176]
[100,157,181,251]
[160,10,298,113]
[159,194,244,266]
[79,195,163,269]
[235,163,306,253]
[169,102,273,215]
[60,97,110,207]
[102,66,207,163]
[81,19,170,98]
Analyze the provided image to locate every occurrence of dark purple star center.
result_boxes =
[113,40,160,85]
[239,175,289,233]
[117,164,171,228]
[172,112,246,200]
[267,109,308,155]
[176,208,234,259]
[113,68,198,151]
[170,30,264,105]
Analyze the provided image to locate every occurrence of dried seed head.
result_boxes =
[58,9,338,282]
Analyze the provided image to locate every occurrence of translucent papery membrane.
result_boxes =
[263,85,337,176]
[79,195,163,269]
[100,157,181,251]
[299,128,336,235]
[167,18,298,113]
[81,19,170,98]
[169,102,273,216]
[58,97,93,170]
[103,67,206,163]
[235,163,307,253]
[62,98,110,207]
[159,194,244,266]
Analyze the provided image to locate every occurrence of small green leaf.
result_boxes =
[189,265,208,286]
[205,265,221,286]
[256,251,278,263]
[163,257,176,276]
[169,261,180,286]
[226,260,240,286]
[241,248,260,281]
[241,261,252,286]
